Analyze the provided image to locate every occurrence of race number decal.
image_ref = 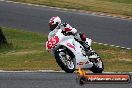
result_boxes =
[47,36,59,49]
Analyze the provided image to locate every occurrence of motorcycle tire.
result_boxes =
[89,52,104,73]
[89,60,104,73]
[55,51,75,73]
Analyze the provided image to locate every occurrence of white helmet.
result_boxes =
[49,16,61,31]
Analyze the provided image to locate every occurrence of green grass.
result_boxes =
[0,27,60,71]
[102,0,132,4]
[92,44,132,72]
[0,27,132,72]
[10,0,132,16]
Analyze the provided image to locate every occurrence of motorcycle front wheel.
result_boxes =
[55,51,75,73]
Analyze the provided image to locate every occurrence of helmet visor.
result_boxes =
[49,24,56,31]
[49,22,59,31]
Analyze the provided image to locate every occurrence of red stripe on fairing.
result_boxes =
[50,16,57,26]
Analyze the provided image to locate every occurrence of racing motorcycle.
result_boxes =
[46,29,104,73]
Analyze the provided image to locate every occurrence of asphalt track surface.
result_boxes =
[0,1,132,48]
[0,72,131,88]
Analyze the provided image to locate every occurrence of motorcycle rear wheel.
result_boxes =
[89,52,104,73]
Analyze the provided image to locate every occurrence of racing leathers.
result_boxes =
[48,23,92,53]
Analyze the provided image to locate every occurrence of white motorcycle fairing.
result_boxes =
[46,29,93,69]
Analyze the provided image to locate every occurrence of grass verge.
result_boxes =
[0,27,132,72]
[0,27,60,71]
[10,0,132,17]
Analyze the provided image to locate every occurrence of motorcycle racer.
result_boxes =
[48,16,92,53]
[47,16,104,73]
